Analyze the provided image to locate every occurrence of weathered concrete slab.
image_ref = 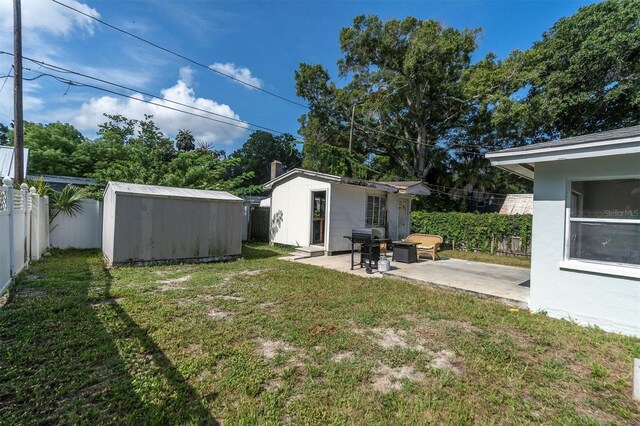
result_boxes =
[289,253,530,307]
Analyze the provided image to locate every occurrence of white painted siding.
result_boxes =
[50,199,103,249]
[270,176,331,248]
[530,153,640,337]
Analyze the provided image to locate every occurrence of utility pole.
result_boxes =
[348,104,355,152]
[13,0,24,184]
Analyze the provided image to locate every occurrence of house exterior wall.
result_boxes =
[269,176,331,248]
[104,191,242,265]
[326,184,411,253]
[530,153,640,337]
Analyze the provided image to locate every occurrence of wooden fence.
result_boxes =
[0,177,49,296]
[248,206,270,242]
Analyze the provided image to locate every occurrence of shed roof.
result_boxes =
[486,125,640,180]
[107,181,242,202]
[378,181,431,195]
[0,146,29,180]
[264,168,429,195]
[499,194,533,215]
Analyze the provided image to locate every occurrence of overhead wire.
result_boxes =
[0,65,13,96]
[0,51,293,136]
[50,0,309,109]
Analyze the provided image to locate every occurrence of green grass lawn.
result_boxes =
[439,250,532,268]
[1,245,638,424]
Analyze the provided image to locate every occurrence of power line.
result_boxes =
[50,0,309,109]
[0,51,293,136]
[0,65,12,95]
[17,71,265,133]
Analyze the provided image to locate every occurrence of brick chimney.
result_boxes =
[270,160,283,180]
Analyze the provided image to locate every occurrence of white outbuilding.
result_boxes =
[263,169,430,254]
[102,182,243,266]
[487,125,640,337]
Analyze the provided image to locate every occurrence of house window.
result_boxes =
[568,179,640,266]
[366,195,387,227]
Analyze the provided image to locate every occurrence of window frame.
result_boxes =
[366,194,387,227]
[564,177,640,272]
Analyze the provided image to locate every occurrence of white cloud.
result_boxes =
[66,70,248,145]
[0,0,99,36]
[209,62,263,89]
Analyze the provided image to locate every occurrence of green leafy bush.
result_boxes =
[411,211,532,254]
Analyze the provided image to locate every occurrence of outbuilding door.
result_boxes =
[398,197,411,239]
[311,191,326,244]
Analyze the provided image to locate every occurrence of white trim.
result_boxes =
[559,260,640,279]
[486,135,640,159]
[569,217,640,224]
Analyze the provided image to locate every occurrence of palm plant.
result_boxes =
[24,176,52,197]
[50,185,90,223]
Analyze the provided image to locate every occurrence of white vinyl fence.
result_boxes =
[0,177,49,295]
[50,199,103,249]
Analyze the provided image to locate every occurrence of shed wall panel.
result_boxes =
[108,192,242,264]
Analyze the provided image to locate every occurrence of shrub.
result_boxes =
[411,211,532,254]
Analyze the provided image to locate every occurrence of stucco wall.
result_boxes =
[270,176,331,248]
[530,153,640,336]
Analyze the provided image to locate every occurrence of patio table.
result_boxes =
[392,241,418,264]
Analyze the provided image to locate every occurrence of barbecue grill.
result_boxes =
[343,228,384,273]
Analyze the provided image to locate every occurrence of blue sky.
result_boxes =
[0,0,597,153]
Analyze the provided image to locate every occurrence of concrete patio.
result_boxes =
[287,253,530,308]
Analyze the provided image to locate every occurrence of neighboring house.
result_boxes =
[25,174,97,191]
[263,169,430,254]
[499,194,533,215]
[102,182,243,266]
[486,125,640,337]
[0,146,28,180]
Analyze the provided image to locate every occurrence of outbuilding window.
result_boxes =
[366,195,387,227]
[568,179,640,266]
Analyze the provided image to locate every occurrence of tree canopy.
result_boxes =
[294,1,639,209]
[230,130,302,187]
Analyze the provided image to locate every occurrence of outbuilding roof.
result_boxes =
[486,125,640,180]
[264,168,430,195]
[378,181,431,196]
[107,181,242,202]
[499,194,533,215]
[0,146,29,180]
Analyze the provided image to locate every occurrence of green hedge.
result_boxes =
[411,211,532,254]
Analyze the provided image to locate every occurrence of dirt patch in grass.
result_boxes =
[16,288,47,298]
[428,349,461,374]
[255,338,295,360]
[371,365,425,393]
[309,323,337,337]
[332,351,354,362]
[215,295,244,301]
[207,309,232,320]
[157,275,191,285]
[356,327,425,351]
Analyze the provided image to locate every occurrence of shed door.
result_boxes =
[398,198,411,239]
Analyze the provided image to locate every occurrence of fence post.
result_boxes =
[21,183,29,265]
[3,176,15,277]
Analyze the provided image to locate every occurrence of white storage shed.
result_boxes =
[102,182,243,266]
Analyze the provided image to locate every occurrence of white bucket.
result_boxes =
[378,256,390,272]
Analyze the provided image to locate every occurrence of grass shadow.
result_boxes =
[242,242,288,260]
[0,250,217,424]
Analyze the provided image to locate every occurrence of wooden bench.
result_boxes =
[402,234,443,261]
